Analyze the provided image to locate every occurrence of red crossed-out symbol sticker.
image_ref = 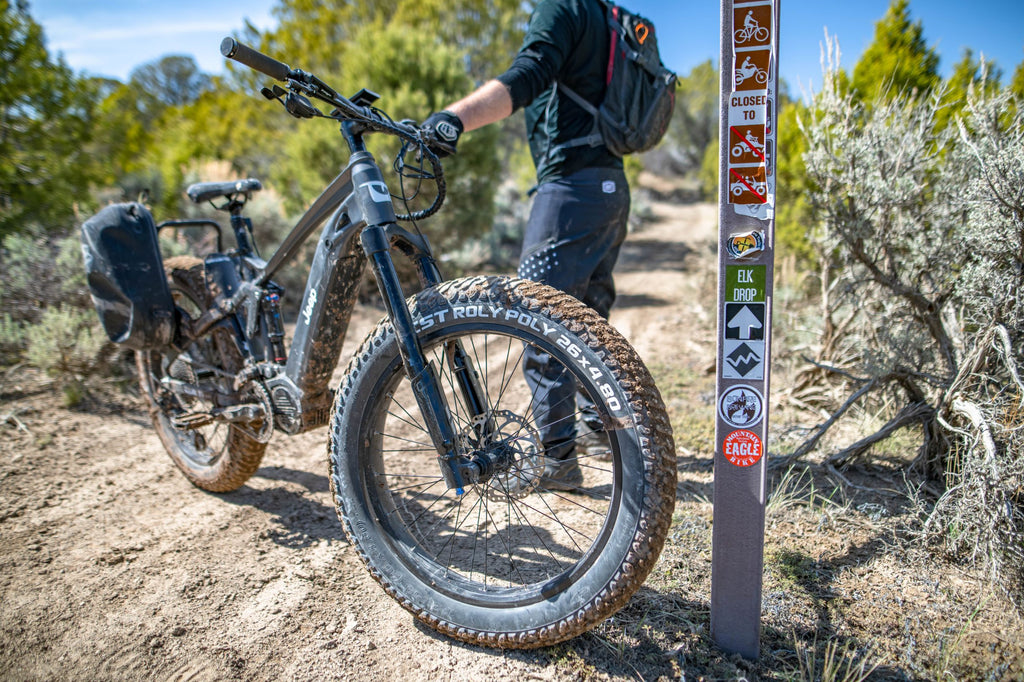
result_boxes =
[729,126,765,163]
[729,168,767,204]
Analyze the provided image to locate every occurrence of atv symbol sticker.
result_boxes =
[718,384,764,428]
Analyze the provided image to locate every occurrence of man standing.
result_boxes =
[421,0,627,491]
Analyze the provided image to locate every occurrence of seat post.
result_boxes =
[228,205,256,255]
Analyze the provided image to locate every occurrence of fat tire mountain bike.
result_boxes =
[136,38,676,648]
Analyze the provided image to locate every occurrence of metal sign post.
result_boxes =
[710,0,780,660]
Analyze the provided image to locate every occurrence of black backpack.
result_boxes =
[80,202,176,350]
[554,0,677,157]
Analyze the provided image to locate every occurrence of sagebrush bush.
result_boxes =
[795,58,1024,602]
[0,229,111,385]
[24,305,108,379]
[0,230,91,327]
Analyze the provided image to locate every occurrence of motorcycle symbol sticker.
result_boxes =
[718,384,764,429]
[734,51,771,92]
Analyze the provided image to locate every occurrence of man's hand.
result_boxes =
[419,111,464,158]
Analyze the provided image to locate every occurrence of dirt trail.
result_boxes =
[0,198,719,681]
[3,194,1024,680]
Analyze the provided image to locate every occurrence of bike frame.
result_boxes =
[190,120,480,490]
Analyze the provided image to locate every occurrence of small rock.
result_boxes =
[171,626,187,637]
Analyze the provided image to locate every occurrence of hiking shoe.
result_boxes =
[538,455,584,492]
[577,419,612,461]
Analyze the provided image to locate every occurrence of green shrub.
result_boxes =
[24,305,108,380]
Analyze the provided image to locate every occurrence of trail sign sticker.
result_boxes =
[725,230,765,259]
[729,166,768,204]
[729,126,766,165]
[723,429,764,467]
[718,384,764,428]
[723,340,765,379]
[733,50,771,91]
[733,5,772,49]
[725,303,766,340]
[725,265,766,303]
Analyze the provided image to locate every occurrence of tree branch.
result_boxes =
[826,401,935,466]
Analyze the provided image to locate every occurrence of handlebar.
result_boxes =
[221,37,445,222]
[220,38,292,81]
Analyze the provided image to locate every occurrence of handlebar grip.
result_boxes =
[220,37,291,81]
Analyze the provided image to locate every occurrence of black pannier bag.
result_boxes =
[80,202,176,350]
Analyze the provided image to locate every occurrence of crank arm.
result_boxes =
[170,403,266,431]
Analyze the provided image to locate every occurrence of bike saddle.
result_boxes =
[186,178,263,205]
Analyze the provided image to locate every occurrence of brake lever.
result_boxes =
[284,92,320,119]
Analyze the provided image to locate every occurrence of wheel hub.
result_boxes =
[457,410,543,500]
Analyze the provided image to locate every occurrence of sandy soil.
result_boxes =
[2,193,1022,680]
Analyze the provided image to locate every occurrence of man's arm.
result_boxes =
[446,79,514,132]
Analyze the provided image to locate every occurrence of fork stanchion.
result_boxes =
[710,0,780,660]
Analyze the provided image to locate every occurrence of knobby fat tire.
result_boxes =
[137,257,267,492]
[328,276,676,648]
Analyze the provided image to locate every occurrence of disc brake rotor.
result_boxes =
[463,409,543,501]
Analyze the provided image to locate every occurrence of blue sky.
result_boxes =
[30,0,1024,97]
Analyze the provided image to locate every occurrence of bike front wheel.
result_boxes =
[328,276,676,648]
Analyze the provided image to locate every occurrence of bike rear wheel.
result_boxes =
[137,256,267,492]
[329,276,676,648]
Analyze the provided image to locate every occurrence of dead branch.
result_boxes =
[994,324,1024,405]
[773,378,879,468]
[1,408,31,434]
[826,401,935,467]
[950,398,1000,480]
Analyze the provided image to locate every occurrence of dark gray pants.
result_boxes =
[517,166,630,460]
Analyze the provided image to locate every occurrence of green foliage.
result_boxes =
[851,0,940,100]
[774,101,815,267]
[935,49,1001,131]
[23,305,107,381]
[261,14,503,250]
[663,60,719,174]
[91,59,252,213]
[1009,60,1024,102]
[697,136,718,201]
[0,230,90,327]
[128,55,213,110]
[0,1,99,239]
[0,312,24,365]
[258,0,525,83]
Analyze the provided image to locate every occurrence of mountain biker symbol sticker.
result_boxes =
[733,5,772,50]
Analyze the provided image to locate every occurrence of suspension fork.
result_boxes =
[415,257,496,442]
[360,225,471,492]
